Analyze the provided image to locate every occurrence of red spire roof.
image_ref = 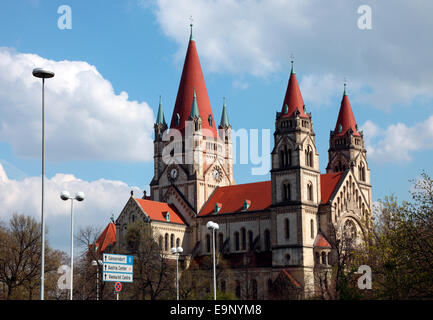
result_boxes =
[280,70,308,119]
[94,222,116,254]
[334,92,360,136]
[169,38,217,138]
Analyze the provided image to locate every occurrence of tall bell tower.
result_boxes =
[270,61,321,297]
[149,25,234,213]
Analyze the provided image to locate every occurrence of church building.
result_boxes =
[107,26,373,299]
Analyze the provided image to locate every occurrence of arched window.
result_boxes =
[310,219,314,239]
[283,183,291,201]
[241,228,246,250]
[159,235,163,249]
[248,231,253,250]
[307,183,313,201]
[284,218,290,239]
[327,252,331,265]
[170,234,174,249]
[321,251,327,265]
[206,234,211,253]
[359,162,366,181]
[235,232,240,251]
[164,233,169,251]
[218,233,224,252]
[264,229,271,251]
[305,146,313,167]
[176,237,180,248]
[208,115,213,127]
[280,145,292,168]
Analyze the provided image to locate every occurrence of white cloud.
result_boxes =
[0,163,141,252]
[361,115,433,163]
[153,0,433,109]
[0,47,155,162]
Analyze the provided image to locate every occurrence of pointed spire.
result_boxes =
[156,95,166,125]
[190,89,200,118]
[169,28,217,138]
[334,83,360,136]
[280,60,307,118]
[219,97,230,128]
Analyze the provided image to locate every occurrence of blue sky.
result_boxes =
[0,0,432,253]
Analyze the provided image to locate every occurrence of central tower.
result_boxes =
[150,26,234,214]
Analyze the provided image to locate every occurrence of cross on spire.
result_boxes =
[343,78,347,96]
[290,53,295,74]
[189,16,194,40]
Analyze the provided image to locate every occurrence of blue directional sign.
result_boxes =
[102,254,133,283]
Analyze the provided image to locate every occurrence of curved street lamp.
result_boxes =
[32,67,54,300]
[61,190,85,300]
[206,221,219,300]
[171,246,183,300]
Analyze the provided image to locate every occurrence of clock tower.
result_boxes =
[149,27,234,213]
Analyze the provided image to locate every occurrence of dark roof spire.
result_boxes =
[219,97,230,128]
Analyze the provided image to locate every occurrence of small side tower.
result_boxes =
[152,96,168,184]
[218,98,234,183]
[326,83,372,206]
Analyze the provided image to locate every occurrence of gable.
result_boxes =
[320,171,345,204]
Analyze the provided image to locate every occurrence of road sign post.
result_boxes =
[103,254,133,285]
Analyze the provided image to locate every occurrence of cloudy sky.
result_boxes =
[0,0,432,254]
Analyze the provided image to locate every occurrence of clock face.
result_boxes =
[213,167,222,182]
[167,165,178,181]
[171,168,178,179]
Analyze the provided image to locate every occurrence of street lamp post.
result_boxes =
[32,67,55,301]
[61,190,85,300]
[206,221,219,300]
[92,260,102,300]
[171,246,183,300]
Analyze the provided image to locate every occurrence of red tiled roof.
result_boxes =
[94,222,116,254]
[199,181,272,216]
[320,172,344,204]
[314,232,332,248]
[281,269,302,288]
[334,94,360,136]
[134,198,186,225]
[169,38,217,138]
[280,72,309,119]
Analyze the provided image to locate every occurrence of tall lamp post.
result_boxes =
[171,246,183,300]
[92,260,102,300]
[32,67,55,300]
[60,190,85,300]
[206,221,219,300]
